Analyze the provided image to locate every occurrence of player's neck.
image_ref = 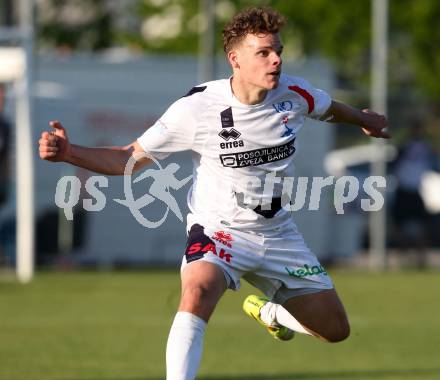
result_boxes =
[230,76,268,105]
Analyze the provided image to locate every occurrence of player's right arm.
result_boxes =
[39,120,151,175]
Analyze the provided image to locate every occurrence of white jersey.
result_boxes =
[137,73,331,232]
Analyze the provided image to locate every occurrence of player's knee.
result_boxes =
[181,285,215,312]
[184,285,205,304]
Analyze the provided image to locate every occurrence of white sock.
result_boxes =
[166,311,207,380]
[260,302,311,335]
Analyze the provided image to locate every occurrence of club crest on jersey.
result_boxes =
[272,100,293,113]
[281,115,294,137]
[211,231,233,248]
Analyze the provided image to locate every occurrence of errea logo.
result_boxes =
[218,128,244,149]
[219,128,241,141]
[220,140,244,149]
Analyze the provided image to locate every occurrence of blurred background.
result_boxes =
[1,0,440,281]
[1,2,440,380]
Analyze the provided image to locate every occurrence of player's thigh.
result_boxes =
[283,288,350,342]
[179,260,228,322]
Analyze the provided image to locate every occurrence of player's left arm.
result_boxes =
[320,100,390,139]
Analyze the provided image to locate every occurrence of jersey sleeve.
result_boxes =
[137,97,197,160]
[287,78,332,120]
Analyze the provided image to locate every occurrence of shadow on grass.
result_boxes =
[67,366,440,380]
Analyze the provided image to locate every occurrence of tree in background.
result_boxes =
[115,0,439,102]
[392,0,440,102]
[37,0,114,51]
[34,0,440,144]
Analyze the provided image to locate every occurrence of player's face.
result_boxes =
[233,33,283,90]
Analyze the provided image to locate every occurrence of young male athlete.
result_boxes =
[39,7,389,380]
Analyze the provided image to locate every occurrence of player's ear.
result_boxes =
[228,50,240,69]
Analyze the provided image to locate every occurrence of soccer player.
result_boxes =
[39,7,389,380]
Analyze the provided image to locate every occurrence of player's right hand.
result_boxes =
[39,120,71,162]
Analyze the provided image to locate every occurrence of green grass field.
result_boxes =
[0,270,439,380]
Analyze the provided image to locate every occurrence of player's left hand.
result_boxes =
[360,109,390,139]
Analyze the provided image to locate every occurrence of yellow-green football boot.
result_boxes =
[243,295,294,341]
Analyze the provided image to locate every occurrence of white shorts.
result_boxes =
[181,222,333,304]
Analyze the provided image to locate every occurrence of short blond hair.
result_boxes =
[222,7,286,53]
